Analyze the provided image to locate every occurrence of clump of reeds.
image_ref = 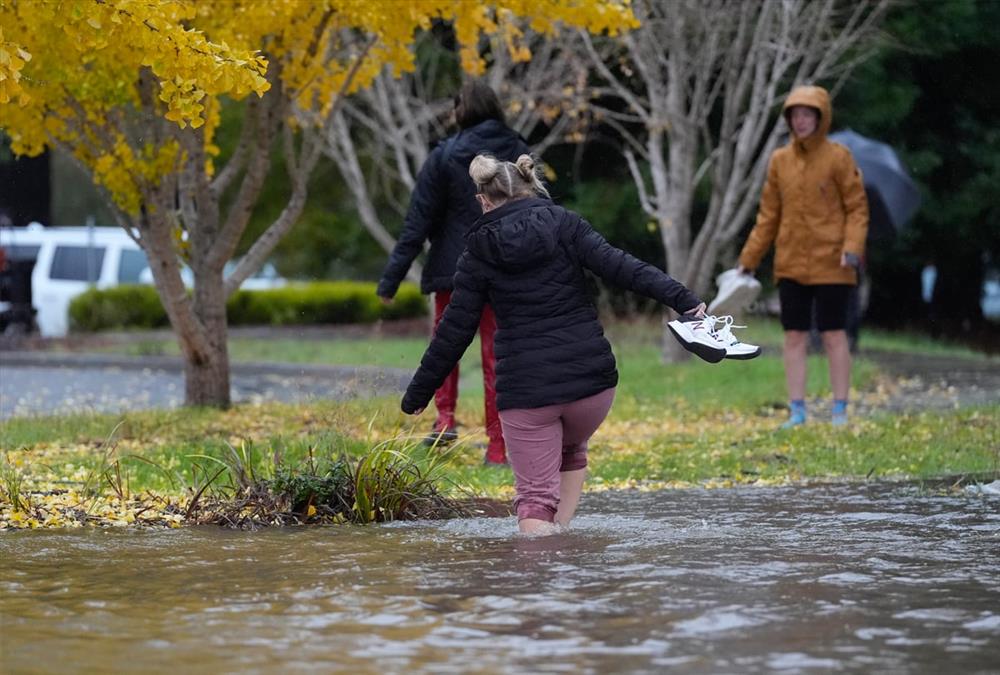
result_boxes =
[1,453,29,512]
[189,435,473,530]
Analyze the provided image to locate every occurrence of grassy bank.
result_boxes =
[3,318,998,529]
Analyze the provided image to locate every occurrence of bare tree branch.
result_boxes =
[223,35,378,296]
[320,24,594,267]
[208,67,282,274]
[579,29,651,124]
[209,115,252,199]
[624,148,657,218]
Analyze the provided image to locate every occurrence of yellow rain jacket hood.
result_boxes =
[739,85,869,285]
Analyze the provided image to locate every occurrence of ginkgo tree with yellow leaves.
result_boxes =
[0,0,637,406]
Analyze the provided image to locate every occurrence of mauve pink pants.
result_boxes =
[498,387,616,522]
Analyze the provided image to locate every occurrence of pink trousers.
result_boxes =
[498,387,616,522]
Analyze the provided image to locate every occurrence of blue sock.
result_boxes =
[832,399,848,415]
[781,399,807,428]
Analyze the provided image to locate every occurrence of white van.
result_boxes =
[0,223,286,337]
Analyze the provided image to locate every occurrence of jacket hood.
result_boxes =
[450,119,526,166]
[783,85,832,151]
[466,197,559,271]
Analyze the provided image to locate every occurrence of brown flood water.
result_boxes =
[2,484,998,674]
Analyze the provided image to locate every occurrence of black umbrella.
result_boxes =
[829,129,921,240]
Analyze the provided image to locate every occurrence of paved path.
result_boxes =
[0,352,410,419]
[859,350,1000,411]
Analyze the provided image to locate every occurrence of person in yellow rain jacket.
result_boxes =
[737,85,869,427]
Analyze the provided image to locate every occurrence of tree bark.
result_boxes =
[185,271,231,407]
[183,340,231,407]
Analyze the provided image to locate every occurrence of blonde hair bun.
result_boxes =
[469,154,501,186]
[515,154,535,179]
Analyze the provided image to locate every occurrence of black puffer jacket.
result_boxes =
[377,119,530,298]
[401,197,702,412]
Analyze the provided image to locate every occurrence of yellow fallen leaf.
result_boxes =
[307,504,317,517]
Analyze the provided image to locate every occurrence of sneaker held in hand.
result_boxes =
[709,315,762,360]
[707,269,762,316]
[667,317,728,363]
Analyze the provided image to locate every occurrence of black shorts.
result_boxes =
[778,280,851,332]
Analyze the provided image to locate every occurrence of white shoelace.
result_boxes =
[703,315,746,345]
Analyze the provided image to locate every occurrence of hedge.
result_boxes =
[68,285,170,332]
[68,281,427,332]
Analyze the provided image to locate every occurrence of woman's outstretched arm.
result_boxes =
[569,214,702,313]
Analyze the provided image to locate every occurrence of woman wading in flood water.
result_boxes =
[401,153,722,534]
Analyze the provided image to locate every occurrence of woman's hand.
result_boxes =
[401,399,425,415]
[684,302,707,318]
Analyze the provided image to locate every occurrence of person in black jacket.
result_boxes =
[401,153,708,534]
[378,81,529,464]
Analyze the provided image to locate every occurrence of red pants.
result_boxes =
[433,290,505,463]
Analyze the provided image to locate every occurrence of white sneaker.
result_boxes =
[706,315,761,360]
[667,317,727,363]
[708,269,761,316]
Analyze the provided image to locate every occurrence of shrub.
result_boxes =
[69,286,169,332]
[69,281,427,332]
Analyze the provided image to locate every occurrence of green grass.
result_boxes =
[590,408,999,485]
[4,316,997,528]
[8,396,995,506]
[3,336,996,499]
[226,337,431,369]
[603,315,994,359]
[1,401,373,493]
[1,315,970,454]
[94,335,433,369]
[64,316,989,433]
[612,342,881,415]
[79,316,992,363]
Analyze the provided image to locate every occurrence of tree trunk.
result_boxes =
[135,214,231,408]
[659,192,695,365]
[184,272,231,407]
[183,342,231,407]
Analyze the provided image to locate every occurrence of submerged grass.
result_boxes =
[189,437,472,530]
